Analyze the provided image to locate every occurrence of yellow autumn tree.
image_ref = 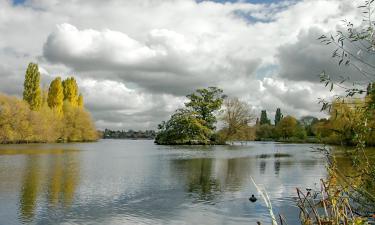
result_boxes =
[62,77,79,106]
[47,77,64,116]
[23,63,42,111]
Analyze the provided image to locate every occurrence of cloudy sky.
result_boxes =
[0,0,365,130]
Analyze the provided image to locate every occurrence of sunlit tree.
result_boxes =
[62,77,79,106]
[23,63,42,111]
[185,87,225,130]
[48,77,64,116]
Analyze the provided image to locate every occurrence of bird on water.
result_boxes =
[249,194,257,202]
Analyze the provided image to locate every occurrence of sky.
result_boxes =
[0,0,365,130]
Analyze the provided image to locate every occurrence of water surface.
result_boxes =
[0,140,329,225]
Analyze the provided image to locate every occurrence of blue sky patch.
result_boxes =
[12,0,26,5]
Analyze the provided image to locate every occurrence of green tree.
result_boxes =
[155,87,225,145]
[62,77,79,106]
[276,116,298,139]
[259,110,270,125]
[47,77,64,116]
[300,116,318,136]
[155,109,211,145]
[23,63,42,111]
[274,108,283,125]
[185,87,225,130]
[255,124,275,140]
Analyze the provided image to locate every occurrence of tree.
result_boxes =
[300,116,318,136]
[276,116,298,139]
[155,109,211,145]
[274,108,283,125]
[0,94,33,143]
[77,94,84,108]
[185,87,225,130]
[62,102,97,142]
[255,124,275,140]
[47,77,64,116]
[219,97,255,141]
[155,87,225,145]
[259,110,270,125]
[23,62,42,111]
[62,77,79,106]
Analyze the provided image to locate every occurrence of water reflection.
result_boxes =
[274,160,281,175]
[16,148,80,223]
[186,159,220,201]
[171,156,257,202]
[0,141,335,225]
[19,156,41,222]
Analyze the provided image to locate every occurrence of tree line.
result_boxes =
[155,84,375,146]
[102,129,156,139]
[0,62,97,143]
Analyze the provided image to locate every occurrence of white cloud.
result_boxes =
[0,0,363,129]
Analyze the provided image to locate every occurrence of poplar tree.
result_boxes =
[274,108,283,125]
[260,110,270,125]
[47,77,64,116]
[77,94,84,108]
[62,77,79,106]
[23,63,42,111]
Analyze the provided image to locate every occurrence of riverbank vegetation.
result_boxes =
[254,90,375,145]
[0,63,97,143]
[291,1,375,224]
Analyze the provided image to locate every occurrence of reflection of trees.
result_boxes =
[47,154,79,206]
[260,161,266,174]
[274,160,280,175]
[172,156,255,200]
[61,154,79,206]
[186,158,220,201]
[18,151,80,222]
[223,157,253,191]
[333,148,375,197]
[19,156,41,223]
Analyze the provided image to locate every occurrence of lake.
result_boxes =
[0,140,330,225]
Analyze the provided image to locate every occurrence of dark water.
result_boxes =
[0,140,329,225]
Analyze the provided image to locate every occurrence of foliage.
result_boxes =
[275,116,298,139]
[77,94,84,108]
[185,87,225,130]
[61,102,97,142]
[300,116,318,136]
[155,87,225,145]
[296,178,369,225]
[103,129,156,139]
[0,62,97,143]
[23,63,42,111]
[310,0,375,220]
[255,124,275,140]
[47,77,64,117]
[260,110,271,125]
[0,94,32,143]
[274,108,283,126]
[155,109,212,145]
[62,77,79,106]
[219,97,255,141]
